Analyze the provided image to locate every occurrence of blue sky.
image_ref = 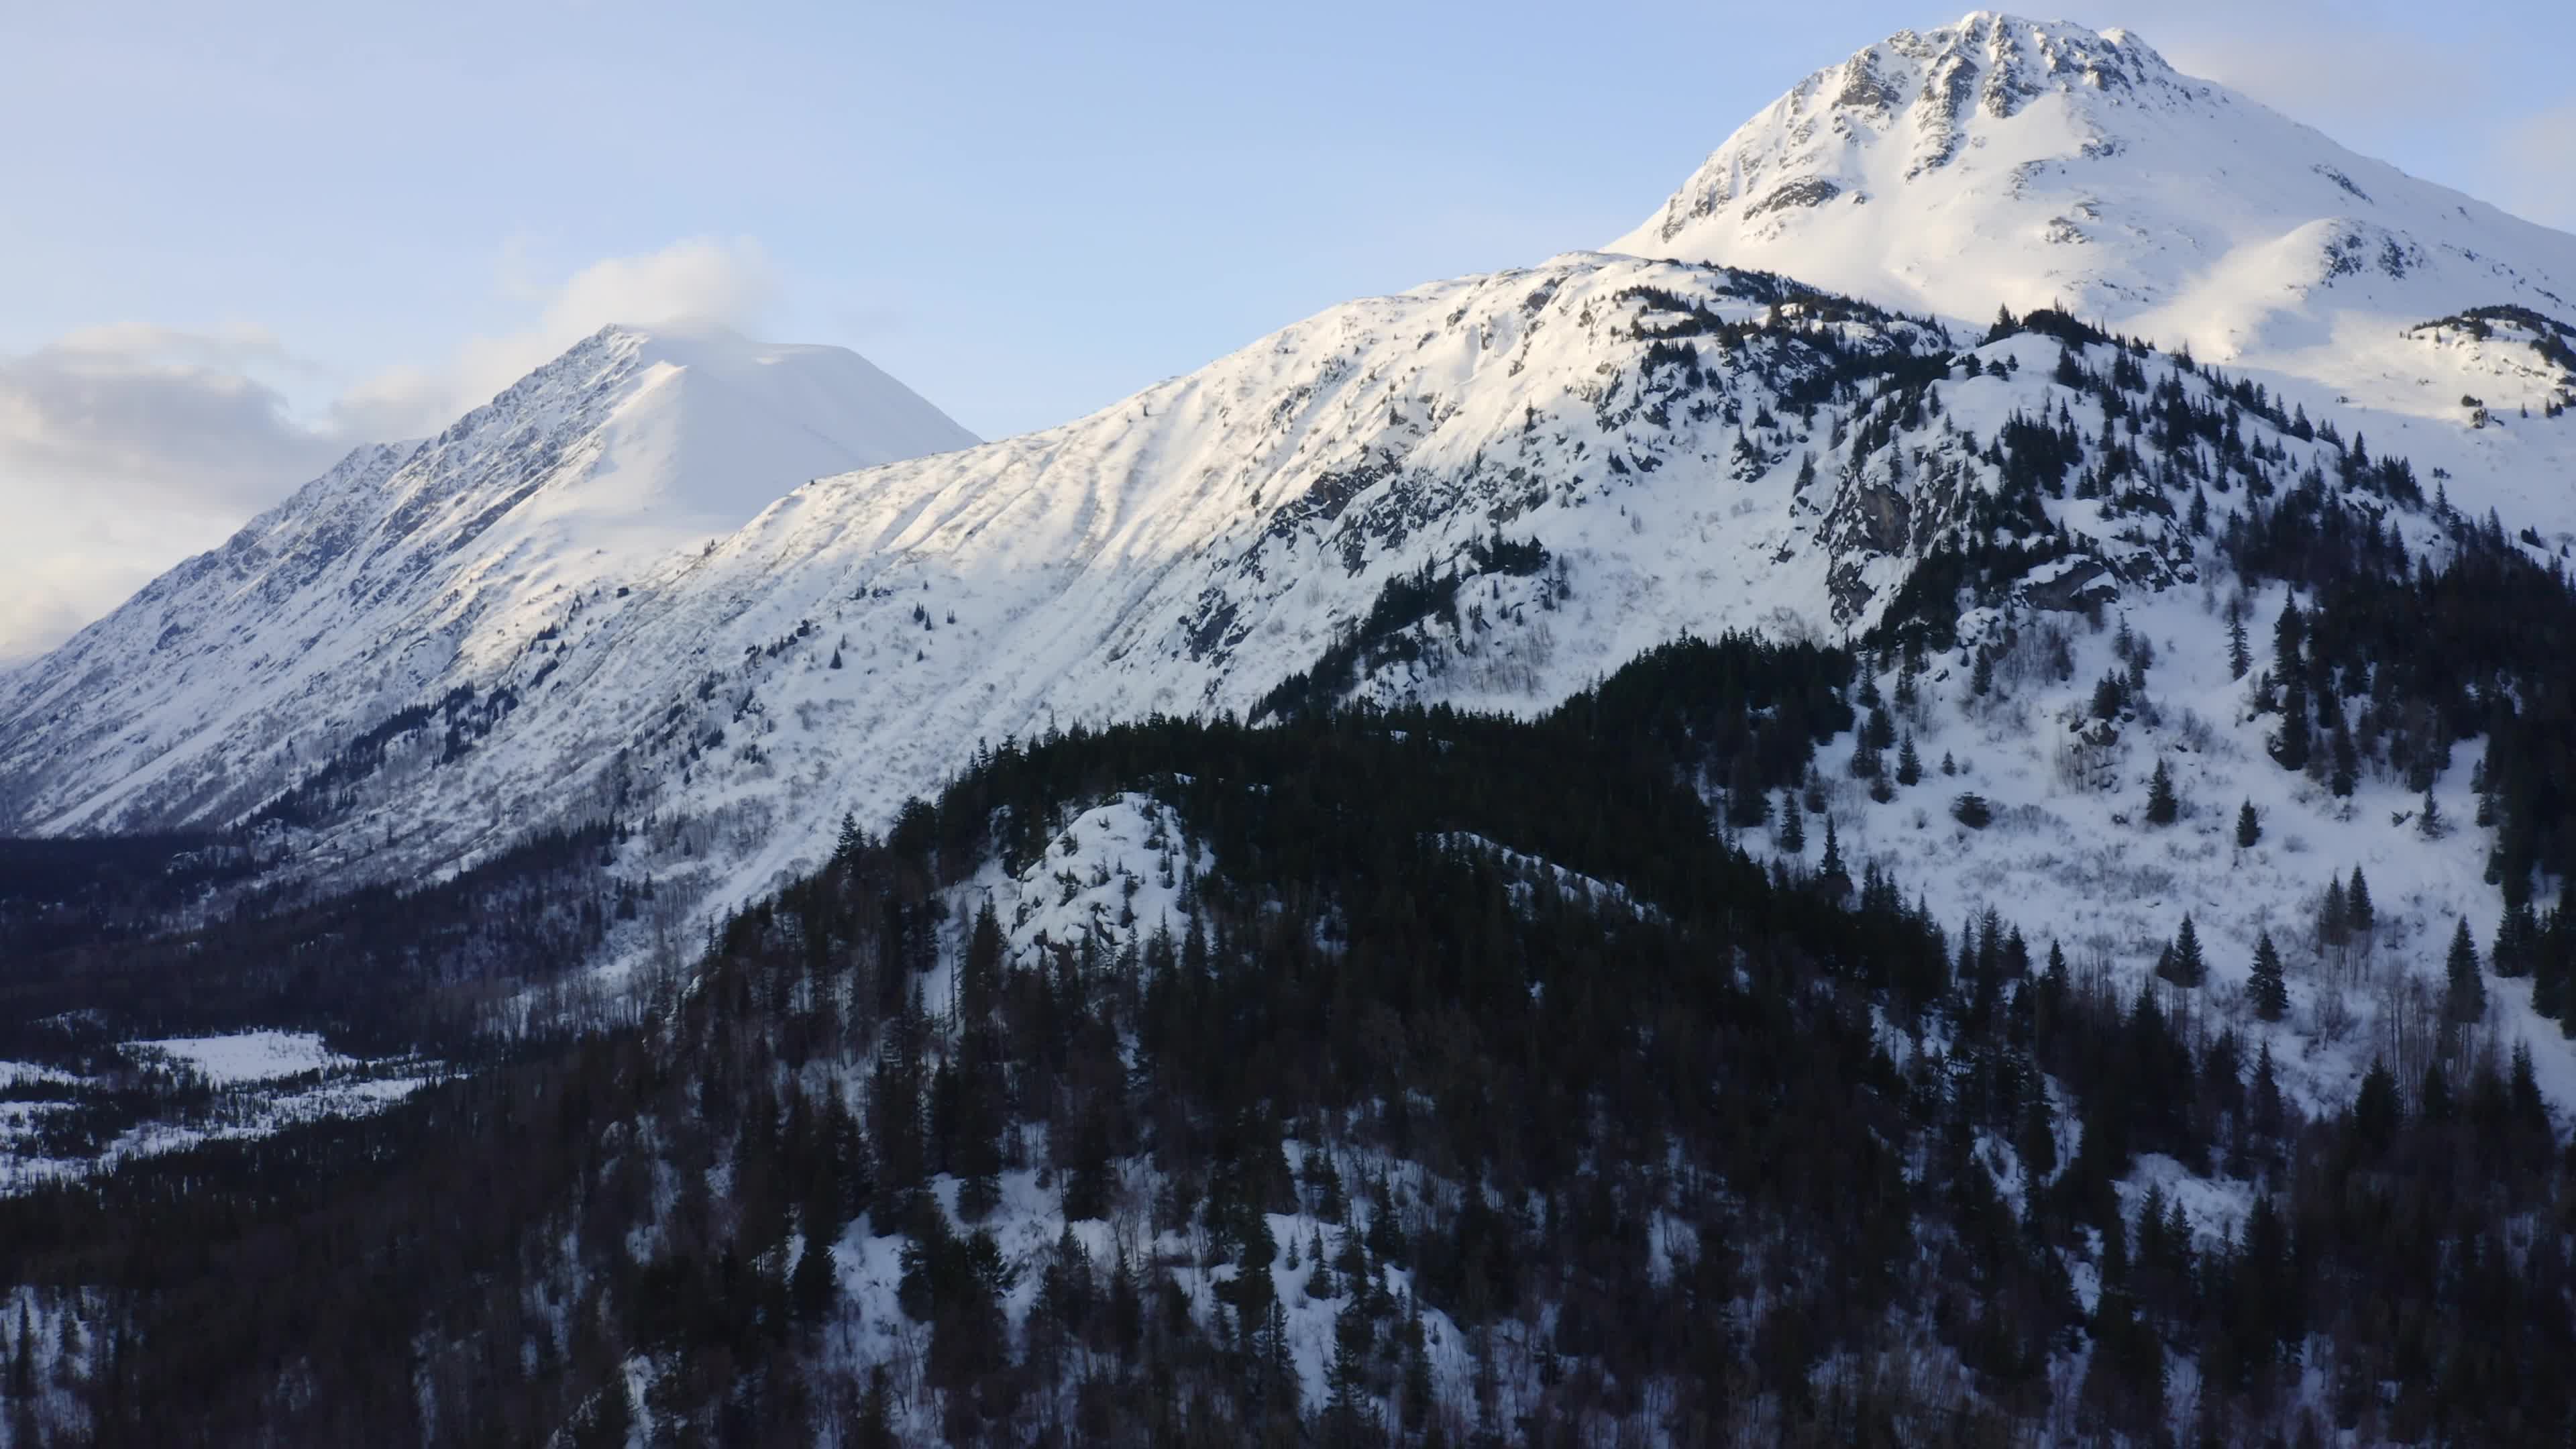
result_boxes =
[3,0,2571,656]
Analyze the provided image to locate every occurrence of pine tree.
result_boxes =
[2273,677,2312,771]
[2042,940,2071,1016]
[2273,597,2305,676]
[2419,1061,2455,1122]
[2249,1042,2284,1146]
[2159,915,2207,987]
[1849,739,1882,780]
[2145,759,2178,826]
[1776,792,1805,853]
[851,1366,896,1449]
[2493,903,2537,979]
[835,810,866,864]
[2092,673,2127,722]
[1819,817,1849,896]
[2445,918,2486,1024]
[2418,785,2443,839]
[2318,877,2349,950]
[2226,602,2251,680]
[1896,734,1923,786]
[1972,647,1995,696]
[2346,867,2375,935]
[791,1228,837,1323]
[2353,1059,2402,1152]
[2249,930,2288,1021]
[2235,799,2261,849]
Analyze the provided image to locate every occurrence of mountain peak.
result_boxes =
[1608,12,2576,409]
[0,319,980,834]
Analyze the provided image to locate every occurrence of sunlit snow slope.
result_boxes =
[0,326,976,835]
[1608,9,2576,497]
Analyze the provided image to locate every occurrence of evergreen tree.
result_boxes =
[2159,915,2207,987]
[2273,676,2312,771]
[2419,1061,2455,1123]
[2249,1042,2284,1142]
[2346,868,2374,935]
[2419,786,2444,839]
[1776,792,1806,853]
[2272,596,2304,676]
[2249,931,2288,1022]
[2445,918,2486,1024]
[2353,1060,2402,1153]
[791,1229,837,1324]
[1896,734,1923,787]
[2319,877,2349,950]
[2235,800,2261,849]
[2493,903,2537,979]
[851,1366,896,1449]
[2145,759,2179,826]
[2092,674,2127,722]
[1818,817,1849,897]
[2226,602,2251,680]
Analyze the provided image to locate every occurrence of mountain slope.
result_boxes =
[0,257,2012,929]
[1607,9,2576,494]
[0,326,975,836]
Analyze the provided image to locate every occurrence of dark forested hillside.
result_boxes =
[0,824,625,1064]
[0,633,2567,1448]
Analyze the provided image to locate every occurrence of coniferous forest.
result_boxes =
[1,588,2572,1445]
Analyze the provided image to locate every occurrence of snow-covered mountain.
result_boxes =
[1609,11,2576,465]
[0,325,975,836]
[1,13,2569,1104]
[1,257,1990,919]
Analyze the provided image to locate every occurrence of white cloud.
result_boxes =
[0,237,780,663]
[0,327,354,663]
[337,235,778,440]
